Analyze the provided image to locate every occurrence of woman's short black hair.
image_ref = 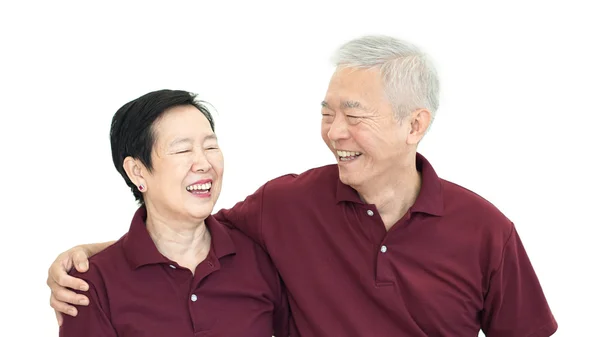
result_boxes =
[110,89,215,205]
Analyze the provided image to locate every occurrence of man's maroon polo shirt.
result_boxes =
[216,153,557,336]
[60,207,289,337]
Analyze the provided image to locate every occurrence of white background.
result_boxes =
[1,1,598,336]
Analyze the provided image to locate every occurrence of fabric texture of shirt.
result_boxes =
[215,152,557,337]
[60,207,289,337]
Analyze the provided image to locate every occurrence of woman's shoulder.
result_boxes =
[68,235,128,286]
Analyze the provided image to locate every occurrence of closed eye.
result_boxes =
[175,150,191,154]
[205,144,220,150]
[346,115,362,125]
[321,113,334,121]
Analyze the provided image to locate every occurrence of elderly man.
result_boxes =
[47,35,557,336]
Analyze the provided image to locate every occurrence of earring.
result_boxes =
[138,184,145,191]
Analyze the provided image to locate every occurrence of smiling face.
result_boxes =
[125,105,224,223]
[321,67,419,190]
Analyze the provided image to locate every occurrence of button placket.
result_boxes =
[375,242,392,285]
[360,206,386,246]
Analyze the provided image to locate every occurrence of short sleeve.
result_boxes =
[481,224,558,337]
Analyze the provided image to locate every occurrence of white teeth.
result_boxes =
[336,150,362,158]
[186,182,212,191]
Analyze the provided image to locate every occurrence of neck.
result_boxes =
[145,209,211,274]
[355,158,422,231]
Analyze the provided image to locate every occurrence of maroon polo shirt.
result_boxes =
[60,207,289,337]
[216,153,557,337]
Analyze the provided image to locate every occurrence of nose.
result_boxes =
[192,151,212,173]
[327,114,350,141]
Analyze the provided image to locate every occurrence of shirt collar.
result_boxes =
[123,206,236,270]
[335,152,444,216]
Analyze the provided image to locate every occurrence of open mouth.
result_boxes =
[186,181,212,195]
[336,150,362,161]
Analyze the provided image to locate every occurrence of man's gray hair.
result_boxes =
[332,35,440,121]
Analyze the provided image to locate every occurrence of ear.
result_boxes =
[123,156,146,189]
[406,108,432,145]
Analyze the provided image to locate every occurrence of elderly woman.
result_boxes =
[59,89,289,336]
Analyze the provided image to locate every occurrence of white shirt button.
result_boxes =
[380,245,388,253]
[191,294,198,302]
[169,264,176,269]
[367,210,374,216]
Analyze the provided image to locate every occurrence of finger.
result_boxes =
[72,250,90,273]
[54,310,63,326]
[51,285,90,306]
[50,295,79,317]
[54,270,89,291]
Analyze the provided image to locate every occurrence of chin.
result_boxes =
[338,172,361,188]
[190,212,212,222]
[186,205,214,220]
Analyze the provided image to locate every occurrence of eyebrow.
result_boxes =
[204,134,218,142]
[168,134,218,147]
[341,100,364,110]
[321,100,365,110]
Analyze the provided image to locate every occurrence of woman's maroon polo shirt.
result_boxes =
[60,208,289,337]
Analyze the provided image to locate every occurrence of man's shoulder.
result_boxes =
[439,179,513,233]
[436,179,519,264]
[440,179,501,206]
[264,164,338,193]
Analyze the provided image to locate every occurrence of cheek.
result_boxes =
[162,159,192,185]
[174,159,193,175]
[352,127,382,155]
[208,151,225,176]
[321,124,331,142]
